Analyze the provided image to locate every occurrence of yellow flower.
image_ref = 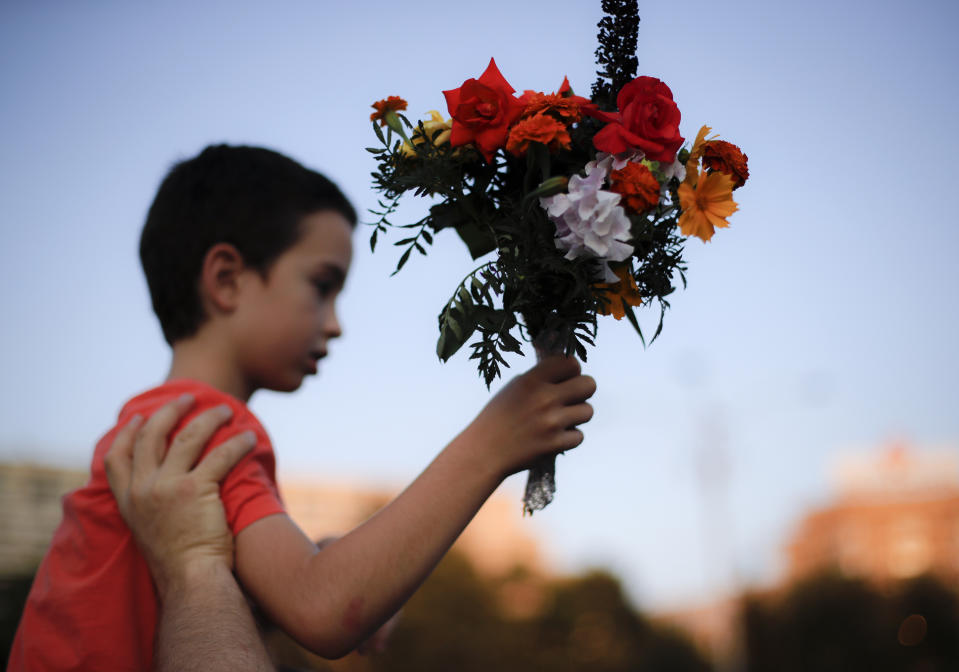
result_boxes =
[677,168,738,242]
[686,124,718,168]
[399,110,452,158]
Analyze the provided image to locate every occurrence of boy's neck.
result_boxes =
[167,330,254,402]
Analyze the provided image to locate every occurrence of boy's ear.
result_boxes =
[200,243,247,314]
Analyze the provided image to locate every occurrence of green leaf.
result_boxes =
[446,308,464,340]
[370,228,379,253]
[436,304,476,362]
[372,121,385,145]
[429,202,468,231]
[622,301,646,347]
[436,330,452,361]
[650,302,666,343]
[455,219,497,260]
[392,248,412,276]
[500,332,523,354]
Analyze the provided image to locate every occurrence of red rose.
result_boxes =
[591,76,684,163]
[443,58,525,163]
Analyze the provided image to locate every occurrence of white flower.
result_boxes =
[595,149,644,171]
[659,156,686,182]
[540,156,633,282]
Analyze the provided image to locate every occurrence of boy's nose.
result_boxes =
[324,308,342,339]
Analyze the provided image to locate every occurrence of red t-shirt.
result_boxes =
[8,379,286,672]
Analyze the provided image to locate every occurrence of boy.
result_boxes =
[9,145,596,669]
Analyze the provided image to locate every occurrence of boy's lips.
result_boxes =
[305,350,326,374]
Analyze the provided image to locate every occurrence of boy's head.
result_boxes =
[141,144,356,394]
[141,144,356,345]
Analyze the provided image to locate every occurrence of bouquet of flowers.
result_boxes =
[366,0,748,513]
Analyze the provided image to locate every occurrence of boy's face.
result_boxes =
[232,210,353,394]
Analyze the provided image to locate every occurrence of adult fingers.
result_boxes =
[191,430,257,484]
[162,405,234,475]
[103,414,145,499]
[131,394,195,484]
[533,355,581,383]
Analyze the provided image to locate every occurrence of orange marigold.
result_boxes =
[609,162,661,214]
[370,96,408,126]
[594,264,643,320]
[677,168,738,242]
[700,140,749,189]
[520,92,585,122]
[506,114,571,157]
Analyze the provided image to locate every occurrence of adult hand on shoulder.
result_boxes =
[104,394,256,593]
[104,395,275,672]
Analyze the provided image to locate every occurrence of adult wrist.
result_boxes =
[155,556,233,603]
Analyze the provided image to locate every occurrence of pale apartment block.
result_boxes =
[0,463,87,575]
[0,462,550,581]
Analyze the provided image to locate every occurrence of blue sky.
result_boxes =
[1,0,957,609]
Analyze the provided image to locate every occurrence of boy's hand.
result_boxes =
[104,395,256,593]
[467,355,596,479]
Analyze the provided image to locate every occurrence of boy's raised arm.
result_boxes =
[235,356,595,659]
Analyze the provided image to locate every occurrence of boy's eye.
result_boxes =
[309,266,345,298]
[313,276,344,298]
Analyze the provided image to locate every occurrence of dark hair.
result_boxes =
[140,144,357,345]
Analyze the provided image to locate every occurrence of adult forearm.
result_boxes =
[155,562,274,672]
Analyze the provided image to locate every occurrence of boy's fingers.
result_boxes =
[132,394,195,483]
[192,431,256,483]
[555,428,585,453]
[559,402,594,429]
[556,374,597,405]
[162,405,234,475]
[103,414,144,496]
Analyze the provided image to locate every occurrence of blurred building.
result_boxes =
[0,463,87,575]
[787,441,959,583]
[0,462,549,580]
[657,440,959,669]
[280,477,550,578]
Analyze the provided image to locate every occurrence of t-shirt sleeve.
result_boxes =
[183,400,286,535]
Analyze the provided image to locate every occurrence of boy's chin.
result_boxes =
[275,378,306,393]
[262,373,309,394]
